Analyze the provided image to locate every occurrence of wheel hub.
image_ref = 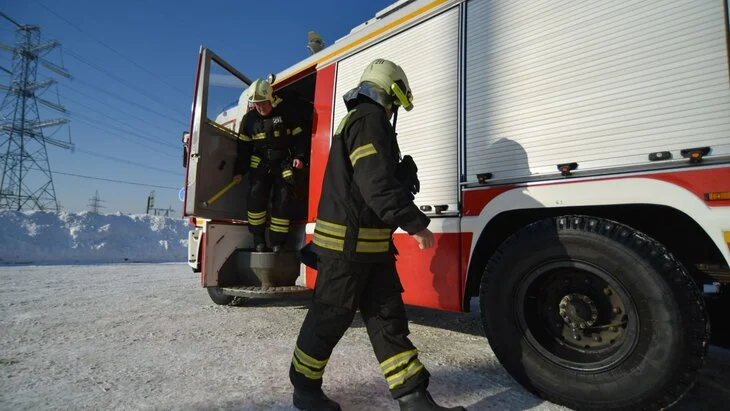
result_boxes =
[518,262,639,371]
[559,293,598,329]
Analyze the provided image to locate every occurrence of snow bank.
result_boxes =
[0,210,189,265]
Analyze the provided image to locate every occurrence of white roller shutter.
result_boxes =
[465,0,730,183]
[333,7,460,213]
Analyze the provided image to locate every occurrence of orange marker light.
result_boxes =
[705,192,730,201]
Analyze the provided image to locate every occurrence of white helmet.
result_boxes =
[357,58,414,111]
[246,79,273,103]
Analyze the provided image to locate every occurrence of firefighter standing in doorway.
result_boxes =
[289,59,466,411]
[233,79,309,252]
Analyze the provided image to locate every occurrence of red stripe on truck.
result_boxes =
[462,167,730,217]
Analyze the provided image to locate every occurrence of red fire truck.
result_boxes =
[182,0,730,409]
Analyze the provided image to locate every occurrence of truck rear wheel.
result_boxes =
[480,215,709,410]
[207,287,234,305]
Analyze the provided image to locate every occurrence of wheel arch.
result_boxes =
[463,202,727,312]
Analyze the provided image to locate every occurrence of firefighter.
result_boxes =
[233,79,309,252]
[288,59,466,411]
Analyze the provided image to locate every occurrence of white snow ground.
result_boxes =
[0,263,569,411]
[1,264,729,410]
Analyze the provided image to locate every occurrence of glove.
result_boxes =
[395,155,420,195]
[281,160,296,185]
[297,242,318,269]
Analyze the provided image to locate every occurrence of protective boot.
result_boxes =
[397,388,466,411]
[253,233,266,252]
[292,388,341,411]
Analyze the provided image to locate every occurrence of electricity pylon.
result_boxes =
[88,190,104,213]
[0,12,73,212]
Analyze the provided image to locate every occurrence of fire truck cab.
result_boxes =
[183,0,730,409]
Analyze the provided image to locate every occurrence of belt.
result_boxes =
[256,148,290,160]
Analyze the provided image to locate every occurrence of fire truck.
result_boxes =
[182,0,730,409]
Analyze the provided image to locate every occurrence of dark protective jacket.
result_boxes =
[311,99,430,262]
[233,97,310,176]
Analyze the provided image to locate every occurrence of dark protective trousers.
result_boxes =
[289,256,430,399]
[246,163,292,246]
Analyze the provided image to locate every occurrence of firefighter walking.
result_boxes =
[233,79,309,252]
[289,59,465,411]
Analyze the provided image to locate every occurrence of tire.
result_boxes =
[207,287,234,305]
[480,215,709,411]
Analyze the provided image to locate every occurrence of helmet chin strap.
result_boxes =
[392,105,399,134]
[391,105,402,161]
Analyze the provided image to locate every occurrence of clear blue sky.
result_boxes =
[1,0,393,215]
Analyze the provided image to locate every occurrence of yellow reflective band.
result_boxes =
[356,241,390,253]
[270,221,289,230]
[313,233,345,251]
[271,217,289,225]
[358,227,391,240]
[315,219,347,236]
[387,359,424,390]
[207,120,239,140]
[380,349,418,374]
[350,143,377,167]
[295,346,328,369]
[253,132,266,140]
[316,226,345,238]
[239,133,251,142]
[292,126,303,136]
[247,210,267,226]
[292,356,324,380]
[335,109,357,135]
[282,170,294,177]
[250,156,261,168]
[272,129,292,137]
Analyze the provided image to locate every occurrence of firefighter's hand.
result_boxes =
[233,174,243,184]
[293,159,304,169]
[413,228,434,250]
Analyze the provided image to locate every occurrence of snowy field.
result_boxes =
[1,263,730,411]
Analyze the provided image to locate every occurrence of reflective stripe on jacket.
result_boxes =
[312,100,429,262]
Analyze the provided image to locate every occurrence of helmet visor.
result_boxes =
[391,81,413,111]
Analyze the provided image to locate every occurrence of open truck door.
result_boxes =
[184,47,252,221]
[183,47,313,299]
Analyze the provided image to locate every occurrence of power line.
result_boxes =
[67,78,187,127]
[68,117,179,157]
[0,12,21,27]
[32,0,189,97]
[3,16,188,129]
[59,83,180,135]
[74,148,184,177]
[53,170,179,190]
[68,111,178,150]
[63,48,182,116]
[61,93,174,145]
